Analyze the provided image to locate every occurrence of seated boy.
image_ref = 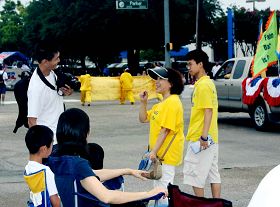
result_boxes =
[24,125,60,207]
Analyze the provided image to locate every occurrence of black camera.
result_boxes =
[55,69,81,91]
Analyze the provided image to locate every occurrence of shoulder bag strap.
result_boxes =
[36,67,56,91]
[159,133,177,161]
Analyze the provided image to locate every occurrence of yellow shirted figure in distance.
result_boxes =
[120,68,135,105]
[79,74,92,106]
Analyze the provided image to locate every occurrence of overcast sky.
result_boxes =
[219,0,280,11]
[1,0,280,12]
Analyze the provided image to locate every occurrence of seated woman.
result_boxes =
[48,108,167,207]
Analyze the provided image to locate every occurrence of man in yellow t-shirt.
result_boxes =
[119,68,135,105]
[79,74,92,106]
[183,49,221,199]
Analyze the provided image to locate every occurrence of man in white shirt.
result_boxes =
[211,61,221,77]
[28,42,73,148]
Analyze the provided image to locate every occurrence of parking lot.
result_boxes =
[0,89,280,207]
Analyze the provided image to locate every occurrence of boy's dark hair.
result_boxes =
[86,143,104,170]
[34,41,60,63]
[56,108,90,156]
[167,68,185,95]
[25,125,54,154]
[186,49,210,73]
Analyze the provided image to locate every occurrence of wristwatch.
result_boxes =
[200,136,208,142]
[57,89,63,96]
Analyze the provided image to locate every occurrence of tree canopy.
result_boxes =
[0,0,25,51]
[0,0,278,72]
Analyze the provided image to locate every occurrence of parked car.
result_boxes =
[107,63,126,76]
[107,62,148,76]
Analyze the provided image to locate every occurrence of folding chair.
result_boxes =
[73,177,164,207]
[48,156,164,207]
[168,183,232,207]
[141,192,165,207]
[47,155,121,207]
[23,169,52,207]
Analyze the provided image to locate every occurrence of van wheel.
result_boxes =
[250,102,269,131]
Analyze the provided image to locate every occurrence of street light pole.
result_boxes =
[245,0,266,11]
[195,0,202,50]
[164,0,171,68]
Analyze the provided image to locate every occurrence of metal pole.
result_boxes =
[278,59,280,78]
[227,8,234,59]
[164,0,171,68]
[195,0,201,50]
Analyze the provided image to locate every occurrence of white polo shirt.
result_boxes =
[27,69,64,144]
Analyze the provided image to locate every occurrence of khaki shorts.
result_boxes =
[183,142,221,188]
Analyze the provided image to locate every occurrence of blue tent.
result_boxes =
[119,51,127,59]
[0,51,30,64]
[170,47,189,57]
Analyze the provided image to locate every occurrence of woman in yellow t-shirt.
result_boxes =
[139,67,185,206]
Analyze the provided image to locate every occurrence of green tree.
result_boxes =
[21,0,225,72]
[0,0,25,51]
[140,48,164,62]
[23,0,165,72]
[233,7,269,56]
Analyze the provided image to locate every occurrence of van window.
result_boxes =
[232,60,246,79]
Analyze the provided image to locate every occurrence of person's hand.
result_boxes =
[200,138,209,150]
[148,151,157,161]
[148,187,168,199]
[139,91,148,104]
[60,84,73,96]
[129,169,148,181]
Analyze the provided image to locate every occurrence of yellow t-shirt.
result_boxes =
[120,72,133,90]
[186,76,218,143]
[147,95,185,166]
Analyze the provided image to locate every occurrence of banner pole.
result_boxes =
[278,58,280,78]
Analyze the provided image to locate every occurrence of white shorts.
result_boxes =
[153,164,175,206]
[183,142,221,188]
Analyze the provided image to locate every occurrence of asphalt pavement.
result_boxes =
[0,86,279,207]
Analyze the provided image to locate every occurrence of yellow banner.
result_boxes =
[251,11,278,78]
[89,76,157,101]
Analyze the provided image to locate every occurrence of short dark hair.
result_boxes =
[167,68,184,95]
[34,41,60,63]
[25,125,54,154]
[186,49,210,73]
[56,108,90,156]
